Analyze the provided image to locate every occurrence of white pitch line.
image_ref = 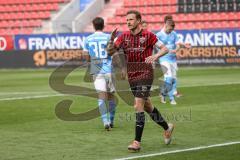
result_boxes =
[114,141,240,160]
[0,94,64,101]
[151,81,240,91]
[0,81,240,101]
[0,91,53,95]
[179,81,240,88]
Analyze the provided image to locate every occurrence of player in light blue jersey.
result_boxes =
[156,17,190,105]
[83,17,116,130]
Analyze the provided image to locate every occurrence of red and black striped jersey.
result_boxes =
[114,29,158,82]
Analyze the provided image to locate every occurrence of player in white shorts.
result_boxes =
[156,17,190,105]
[83,17,116,130]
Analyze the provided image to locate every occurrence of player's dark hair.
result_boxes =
[164,14,173,23]
[166,19,175,28]
[92,17,104,31]
[126,10,142,21]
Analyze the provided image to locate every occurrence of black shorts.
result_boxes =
[129,79,153,99]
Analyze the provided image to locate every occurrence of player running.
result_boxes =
[156,16,190,105]
[107,10,174,152]
[83,17,116,130]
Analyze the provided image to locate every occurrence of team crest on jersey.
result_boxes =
[122,39,130,48]
[139,37,146,44]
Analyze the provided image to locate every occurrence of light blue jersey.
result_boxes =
[156,29,180,63]
[84,31,112,75]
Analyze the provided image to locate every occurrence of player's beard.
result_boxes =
[129,24,138,32]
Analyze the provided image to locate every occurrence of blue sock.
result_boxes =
[98,99,109,125]
[169,78,177,100]
[172,78,177,95]
[109,100,116,125]
[161,77,173,98]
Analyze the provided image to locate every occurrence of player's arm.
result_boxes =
[82,50,91,62]
[106,28,119,56]
[172,33,191,53]
[82,42,92,82]
[155,40,169,57]
[112,51,127,80]
[107,41,117,56]
[145,40,169,63]
[177,42,191,48]
[107,28,127,79]
[172,42,191,53]
[82,39,91,62]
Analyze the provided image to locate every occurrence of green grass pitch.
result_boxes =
[0,67,239,160]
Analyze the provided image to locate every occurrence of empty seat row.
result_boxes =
[0,12,51,20]
[173,12,240,22]
[105,20,240,32]
[0,3,59,13]
[124,0,177,7]
[175,21,240,30]
[0,0,69,5]
[0,20,42,28]
[116,6,177,16]
[108,12,240,24]
[0,0,70,34]
[0,27,34,35]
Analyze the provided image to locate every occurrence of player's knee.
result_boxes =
[98,92,108,100]
[144,105,153,113]
[134,104,144,112]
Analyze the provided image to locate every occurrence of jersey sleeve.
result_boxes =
[174,32,182,44]
[155,32,165,49]
[148,31,158,46]
[156,39,164,47]
[114,34,124,49]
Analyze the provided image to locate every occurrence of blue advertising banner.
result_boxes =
[177,29,240,47]
[15,33,91,50]
[14,29,240,51]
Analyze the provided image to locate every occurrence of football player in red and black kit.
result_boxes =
[107,10,174,152]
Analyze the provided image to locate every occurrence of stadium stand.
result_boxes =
[0,0,70,35]
[104,0,240,32]
[1,0,239,34]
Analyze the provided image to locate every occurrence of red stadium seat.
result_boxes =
[218,12,228,21]
[12,28,20,34]
[29,4,38,11]
[4,5,12,12]
[115,9,125,16]
[0,20,8,28]
[0,0,70,34]
[203,22,214,29]
[223,21,231,28]
[50,3,59,10]
[211,21,221,29]
[31,12,41,19]
[23,27,34,34]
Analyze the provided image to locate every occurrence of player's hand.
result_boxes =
[110,28,118,41]
[184,43,191,49]
[145,54,159,64]
[171,49,177,53]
